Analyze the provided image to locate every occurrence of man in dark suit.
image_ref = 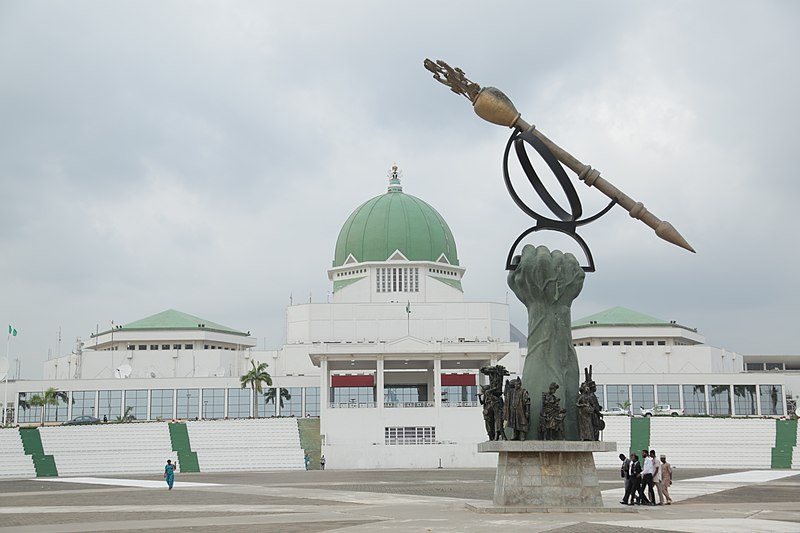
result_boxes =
[629,453,644,505]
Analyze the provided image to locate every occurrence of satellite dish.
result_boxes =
[0,357,8,382]
[213,367,226,377]
[150,371,157,378]
[114,364,132,379]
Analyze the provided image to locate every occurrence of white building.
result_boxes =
[3,166,798,468]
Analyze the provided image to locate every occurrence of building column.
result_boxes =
[319,356,329,446]
[146,389,151,421]
[67,391,73,420]
[433,356,442,410]
[376,356,385,409]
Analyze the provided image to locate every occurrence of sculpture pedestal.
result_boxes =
[469,440,622,513]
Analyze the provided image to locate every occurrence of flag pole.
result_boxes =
[4,331,9,427]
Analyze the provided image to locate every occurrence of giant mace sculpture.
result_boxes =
[424,59,694,510]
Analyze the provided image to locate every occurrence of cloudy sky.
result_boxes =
[1,1,798,379]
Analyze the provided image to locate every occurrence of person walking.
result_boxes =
[629,453,642,505]
[640,448,655,505]
[619,453,633,505]
[304,451,310,470]
[164,459,175,490]
[651,450,664,504]
[320,455,326,470]
[659,454,674,504]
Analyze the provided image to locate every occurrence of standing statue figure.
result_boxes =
[577,365,605,441]
[479,365,509,440]
[504,377,531,440]
[538,382,566,440]
[478,385,501,441]
[508,245,585,440]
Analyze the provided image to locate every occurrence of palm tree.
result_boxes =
[42,388,60,424]
[53,390,70,422]
[116,406,135,423]
[29,394,45,425]
[240,361,272,418]
[266,388,292,411]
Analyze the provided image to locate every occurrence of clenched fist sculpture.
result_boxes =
[508,245,585,440]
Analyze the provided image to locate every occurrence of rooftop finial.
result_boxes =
[387,163,403,192]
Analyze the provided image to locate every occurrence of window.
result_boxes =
[17,392,42,424]
[173,344,180,349]
[124,390,147,421]
[709,385,731,416]
[162,344,170,350]
[606,385,629,411]
[657,341,666,346]
[202,389,225,419]
[760,385,784,415]
[281,387,303,417]
[385,385,428,403]
[601,341,609,346]
[765,362,784,371]
[139,345,147,350]
[634,341,643,346]
[176,389,199,419]
[623,341,632,346]
[385,426,435,445]
[98,390,122,420]
[227,388,250,418]
[441,385,478,403]
[376,267,420,293]
[72,391,96,417]
[631,385,654,411]
[646,341,655,346]
[150,389,174,420]
[304,387,320,417]
[746,363,764,371]
[656,385,680,407]
[150,345,158,350]
[612,341,620,346]
[185,344,193,349]
[331,386,375,404]
[683,385,706,415]
[127,345,135,350]
[733,385,757,416]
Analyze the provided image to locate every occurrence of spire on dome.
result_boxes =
[387,163,403,192]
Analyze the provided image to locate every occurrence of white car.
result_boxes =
[640,404,685,417]
[600,407,629,416]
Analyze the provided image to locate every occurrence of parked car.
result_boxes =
[63,415,101,425]
[600,406,629,416]
[640,404,684,417]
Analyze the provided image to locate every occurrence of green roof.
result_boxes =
[116,309,248,336]
[572,306,670,328]
[333,173,459,268]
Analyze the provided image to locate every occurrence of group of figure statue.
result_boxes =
[479,364,605,442]
[478,365,531,440]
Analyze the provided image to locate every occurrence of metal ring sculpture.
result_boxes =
[503,129,616,272]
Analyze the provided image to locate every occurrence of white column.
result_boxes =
[146,389,151,421]
[67,390,73,421]
[433,356,442,410]
[376,356,385,409]
[319,356,329,445]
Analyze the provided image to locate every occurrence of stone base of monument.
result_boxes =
[468,440,631,514]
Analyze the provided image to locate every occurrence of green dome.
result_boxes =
[333,171,459,267]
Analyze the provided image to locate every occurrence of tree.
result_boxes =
[266,388,292,410]
[28,394,45,426]
[42,388,60,424]
[240,361,272,418]
[53,390,70,422]
[116,406,135,423]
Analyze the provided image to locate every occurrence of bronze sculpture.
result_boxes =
[480,365,510,440]
[538,382,566,440]
[504,377,530,440]
[577,366,605,441]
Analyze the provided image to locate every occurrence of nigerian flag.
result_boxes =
[8,325,17,336]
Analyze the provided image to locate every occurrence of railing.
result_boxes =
[329,402,376,409]
[384,401,435,408]
[441,401,480,407]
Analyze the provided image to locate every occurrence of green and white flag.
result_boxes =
[8,325,17,336]
[405,302,411,315]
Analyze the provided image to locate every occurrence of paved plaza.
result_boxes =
[1,468,799,532]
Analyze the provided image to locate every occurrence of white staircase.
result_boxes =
[39,423,175,476]
[649,418,774,469]
[0,429,35,478]
[186,418,305,472]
